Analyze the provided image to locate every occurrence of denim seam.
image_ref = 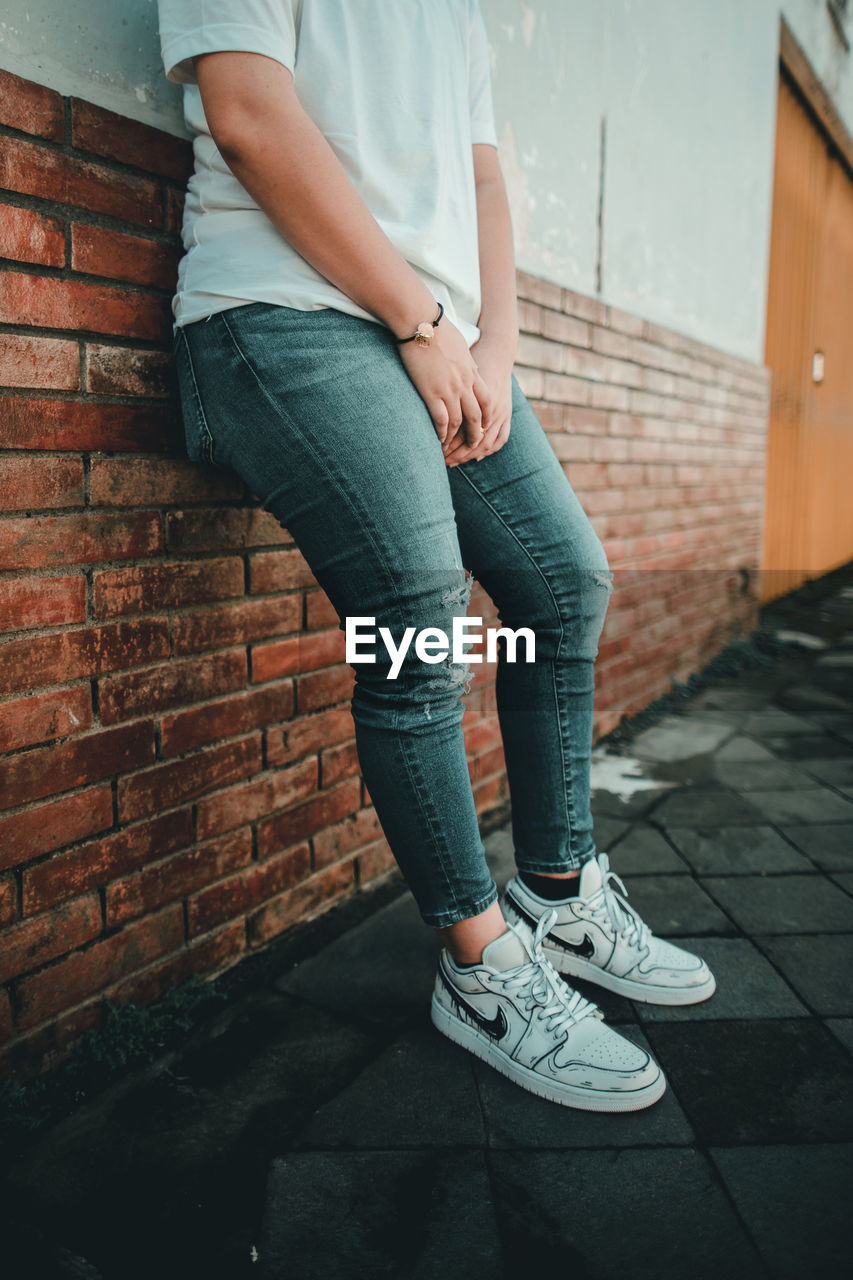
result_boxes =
[452,463,575,858]
[420,883,499,930]
[218,308,470,914]
[177,326,216,465]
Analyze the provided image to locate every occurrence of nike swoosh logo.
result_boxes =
[440,969,509,1040]
[507,894,596,959]
[550,933,595,959]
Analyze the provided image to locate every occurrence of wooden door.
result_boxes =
[761,66,853,601]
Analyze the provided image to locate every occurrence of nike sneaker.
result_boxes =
[431,911,666,1111]
[503,852,716,1006]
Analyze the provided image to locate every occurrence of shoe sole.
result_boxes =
[541,944,718,1007]
[430,995,666,1112]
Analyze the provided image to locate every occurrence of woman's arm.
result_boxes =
[443,143,518,466]
[193,50,487,447]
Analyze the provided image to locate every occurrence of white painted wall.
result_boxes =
[1,1,852,362]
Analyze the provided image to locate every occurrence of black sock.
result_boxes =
[519,869,581,901]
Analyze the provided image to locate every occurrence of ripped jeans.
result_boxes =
[174,303,613,928]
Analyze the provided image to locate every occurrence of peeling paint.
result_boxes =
[520,1,536,48]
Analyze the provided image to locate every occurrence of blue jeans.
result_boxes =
[174,303,613,928]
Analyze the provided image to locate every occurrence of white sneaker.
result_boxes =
[430,912,666,1111]
[503,853,716,1007]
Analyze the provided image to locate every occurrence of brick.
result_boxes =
[515,270,563,309]
[0,685,93,753]
[167,507,289,555]
[23,809,193,916]
[0,455,84,509]
[1,722,155,812]
[16,904,185,1030]
[172,596,301,655]
[165,186,185,234]
[84,344,174,397]
[541,310,591,348]
[0,334,79,392]
[93,557,244,618]
[118,735,262,822]
[252,626,347,682]
[248,547,317,593]
[0,204,65,267]
[560,286,608,326]
[187,842,311,937]
[71,98,192,181]
[356,838,396,883]
[248,859,355,945]
[0,511,163,571]
[71,223,180,290]
[108,920,245,1011]
[196,757,318,840]
[266,707,354,768]
[319,740,360,788]
[0,617,169,695]
[160,682,295,757]
[295,663,354,714]
[0,135,162,227]
[0,875,17,928]
[305,589,339,630]
[0,787,113,873]
[0,396,177,453]
[543,371,592,405]
[0,893,101,985]
[0,69,63,141]
[88,457,243,508]
[0,1000,102,1080]
[257,775,361,858]
[99,649,247,725]
[105,827,252,928]
[0,271,170,341]
[311,805,383,869]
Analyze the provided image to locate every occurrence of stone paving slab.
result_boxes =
[260,1150,502,1280]
[742,707,822,736]
[778,823,853,869]
[277,893,439,1028]
[488,1148,764,1279]
[644,1019,853,1144]
[615,874,736,936]
[607,823,689,873]
[714,734,777,761]
[799,757,853,787]
[651,789,764,826]
[635,937,807,1022]
[663,824,813,874]
[712,759,821,790]
[740,787,853,825]
[761,731,853,759]
[711,1145,853,1279]
[292,1023,486,1150]
[631,717,735,762]
[702,874,853,934]
[475,1026,694,1149]
[825,1018,853,1054]
[753,934,853,1015]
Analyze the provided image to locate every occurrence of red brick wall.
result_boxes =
[0,71,769,1079]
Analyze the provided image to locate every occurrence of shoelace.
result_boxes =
[499,911,602,1036]
[585,853,651,953]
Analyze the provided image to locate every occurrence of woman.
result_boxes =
[158,0,715,1112]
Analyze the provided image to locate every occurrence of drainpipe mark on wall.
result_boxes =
[595,113,606,295]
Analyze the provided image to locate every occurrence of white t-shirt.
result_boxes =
[158,0,498,344]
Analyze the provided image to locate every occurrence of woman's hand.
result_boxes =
[441,337,514,467]
[397,315,491,451]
